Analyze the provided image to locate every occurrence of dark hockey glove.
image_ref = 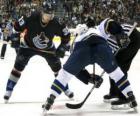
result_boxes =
[10,33,20,48]
[56,44,70,58]
[89,74,103,88]
[116,33,130,48]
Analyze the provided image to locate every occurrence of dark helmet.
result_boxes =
[106,20,123,35]
[84,16,95,28]
[42,0,54,14]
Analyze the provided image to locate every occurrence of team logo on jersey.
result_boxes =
[32,33,49,49]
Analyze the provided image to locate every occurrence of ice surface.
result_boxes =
[0,44,140,116]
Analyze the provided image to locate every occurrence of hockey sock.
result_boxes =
[109,67,132,98]
[50,68,73,97]
[51,79,66,96]
[6,69,21,91]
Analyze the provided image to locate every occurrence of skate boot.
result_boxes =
[0,56,4,59]
[127,91,137,108]
[111,91,137,110]
[42,94,56,111]
[64,89,74,99]
[103,94,119,103]
[4,91,12,103]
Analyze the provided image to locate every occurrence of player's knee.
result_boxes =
[50,61,61,73]
[14,63,26,72]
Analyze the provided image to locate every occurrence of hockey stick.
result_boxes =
[65,66,105,109]
[0,40,70,56]
[65,64,95,109]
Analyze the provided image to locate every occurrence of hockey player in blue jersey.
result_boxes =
[42,18,137,112]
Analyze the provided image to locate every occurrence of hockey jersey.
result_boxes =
[74,18,135,52]
[14,12,70,51]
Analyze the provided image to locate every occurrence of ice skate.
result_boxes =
[4,91,12,104]
[42,94,56,114]
[0,56,4,59]
[103,94,119,103]
[111,92,137,111]
[111,98,131,110]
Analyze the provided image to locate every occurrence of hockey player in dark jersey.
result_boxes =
[4,1,74,103]
[42,18,137,112]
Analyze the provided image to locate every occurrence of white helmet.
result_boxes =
[75,24,88,36]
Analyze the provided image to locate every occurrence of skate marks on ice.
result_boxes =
[42,102,139,116]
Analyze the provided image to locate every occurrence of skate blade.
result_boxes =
[111,103,131,110]
[42,108,48,116]
[133,107,138,113]
[4,100,9,104]
[104,98,119,103]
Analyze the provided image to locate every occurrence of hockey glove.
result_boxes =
[89,74,103,88]
[56,44,70,58]
[116,33,130,48]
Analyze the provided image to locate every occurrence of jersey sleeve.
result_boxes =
[14,16,27,32]
[56,18,71,45]
[14,12,40,32]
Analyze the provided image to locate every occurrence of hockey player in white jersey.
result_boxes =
[72,19,140,109]
[42,18,137,112]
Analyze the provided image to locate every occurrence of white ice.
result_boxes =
[0,44,140,116]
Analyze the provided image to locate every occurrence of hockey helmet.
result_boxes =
[84,16,95,28]
[42,1,54,14]
[106,20,123,35]
[75,24,88,35]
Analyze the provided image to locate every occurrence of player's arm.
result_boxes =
[14,12,38,32]
[56,21,71,58]
[14,16,27,32]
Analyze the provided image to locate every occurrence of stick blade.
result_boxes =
[65,102,83,109]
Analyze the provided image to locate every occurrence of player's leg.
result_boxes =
[110,33,140,107]
[103,78,119,102]
[4,48,33,103]
[95,43,137,109]
[108,29,140,107]
[42,42,91,110]
[43,52,74,99]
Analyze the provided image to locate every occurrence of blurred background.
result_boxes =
[0,0,140,28]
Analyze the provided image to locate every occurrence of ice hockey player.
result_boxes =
[0,19,20,59]
[71,19,140,109]
[42,18,137,112]
[0,19,8,59]
[4,0,74,103]
[103,23,140,109]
